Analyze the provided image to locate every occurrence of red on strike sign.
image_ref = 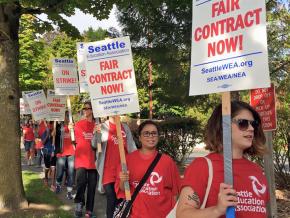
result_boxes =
[250,84,277,131]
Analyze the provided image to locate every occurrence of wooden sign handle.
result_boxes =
[222,92,235,218]
[114,115,131,200]
[52,121,56,146]
[66,96,76,145]
[95,118,102,153]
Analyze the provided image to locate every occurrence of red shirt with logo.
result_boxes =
[23,126,34,141]
[182,153,269,218]
[115,150,181,218]
[57,125,75,157]
[74,119,95,169]
[103,122,128,185]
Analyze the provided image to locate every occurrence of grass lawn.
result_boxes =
[3,170,73,218]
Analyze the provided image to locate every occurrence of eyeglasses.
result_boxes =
[141,131,158,138]
[82,107,92,111]
[232,119,259,131]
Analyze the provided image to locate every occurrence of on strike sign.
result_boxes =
[250,84,277,131]
[189,0,270,96]
[84,36,140,117]
[24,90,50,121]
[52,58,80,95]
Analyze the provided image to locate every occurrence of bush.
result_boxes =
[156,118,202,166]
[273,109,290,189]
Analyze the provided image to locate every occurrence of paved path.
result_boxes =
[21,150,107,218]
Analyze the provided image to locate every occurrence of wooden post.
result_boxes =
[114,115,131,200]
[52,121,56,146]
[95,118,102,153]
[66,96,75,144]
[263,131,277,218]
[222,92,235,218]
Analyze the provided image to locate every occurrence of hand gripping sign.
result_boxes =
[84,36,140,200]
[190,1,270,217]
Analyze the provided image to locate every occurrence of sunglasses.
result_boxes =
[82,107,92,111]
[141,131,159,138]
[232,119,259,131]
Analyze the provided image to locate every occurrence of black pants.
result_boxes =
[74,168,98,212]
[104,182,121,218]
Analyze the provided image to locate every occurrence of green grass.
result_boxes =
[23,171,61,206]
[5,171,74,218]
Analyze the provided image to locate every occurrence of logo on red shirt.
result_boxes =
[150,172,163,186]
[249,176,266,197]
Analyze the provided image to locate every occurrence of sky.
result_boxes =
[38,5,121,34]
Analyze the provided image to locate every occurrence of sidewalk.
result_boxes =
[21,150,107,218]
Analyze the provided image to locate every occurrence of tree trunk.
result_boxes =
[0,2,27,210]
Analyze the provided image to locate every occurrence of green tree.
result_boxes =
[19,14,48,91]
[116,0,289,120]
[0,1,113,210]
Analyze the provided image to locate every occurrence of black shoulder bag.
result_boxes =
[113,152,162,218]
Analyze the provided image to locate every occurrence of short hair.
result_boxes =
[205,101,267,157]
[138,120,160,136]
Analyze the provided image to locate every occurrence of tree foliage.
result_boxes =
[19,14,48,91]
[0,0,113,210]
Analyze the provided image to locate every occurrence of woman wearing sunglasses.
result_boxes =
[115,120,181,218]
[177,101,268,218]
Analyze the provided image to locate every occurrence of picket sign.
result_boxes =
[114,115,131,200]
[84,37,141,200]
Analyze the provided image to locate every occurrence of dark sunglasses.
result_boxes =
[232,119,259,131]
[82,107,92,111]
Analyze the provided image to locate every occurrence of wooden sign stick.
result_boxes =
[114,115,131,200]
[66,96,75,146]
[95,118,102,153]
[222,92,235,218]
[52,121,56,146]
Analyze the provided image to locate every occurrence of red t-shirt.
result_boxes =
[23,126,34,141]
[74,119,95,169]
[103,122,128,185]
[182,153,269,218]
[115,150,181,218]
[38,121,47,137]
[57,125,75,157]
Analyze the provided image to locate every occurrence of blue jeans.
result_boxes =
[56,155,75,189]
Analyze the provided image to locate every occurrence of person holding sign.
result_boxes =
[177,101,269,218]
[38,120,56,187]
[74,101,97,218]
[93,116,136,218]
[54,112,75,200]
[115,120,181,218]
[23,118,35,165]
